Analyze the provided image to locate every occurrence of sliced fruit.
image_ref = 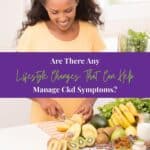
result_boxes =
[117,113,130,128]
[113,112,125,128]
[119,104,135,124]
[111,114,120,126]
[126,102,138,116]
[67,140,79,150]
[113,106,123,117]
[82,123,97,139]
[57,123,70,132]
[65,123,81,140]
[108,118,115,127]
[90,114,108,128]
[60,139,67,150]
[71,114,85,125]
[57,140,62,150]
[56,142,62,150]
[47,138,59,150]
[77,136,86,148]
[85,137,95,146]
[113,106,130,128]
[64,119,74,127]
[125,125,137,136]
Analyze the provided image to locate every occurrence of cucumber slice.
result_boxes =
[77,136,86,148]
[67,140,79,150]
[85,137,95,147]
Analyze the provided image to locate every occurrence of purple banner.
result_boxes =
[0,52,149,97]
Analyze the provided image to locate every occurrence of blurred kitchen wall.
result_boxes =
[0,0,21,51]
[0,99,31,128]
[97,0,150,36]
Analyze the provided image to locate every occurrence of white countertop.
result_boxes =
[0,124,50,150]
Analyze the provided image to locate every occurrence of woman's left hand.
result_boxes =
[74,99,96,122]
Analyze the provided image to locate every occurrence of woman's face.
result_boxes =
[45,0,78,31]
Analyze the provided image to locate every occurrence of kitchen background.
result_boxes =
[0,0,150,128]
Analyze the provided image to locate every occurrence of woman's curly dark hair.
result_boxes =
[18,0,103,38]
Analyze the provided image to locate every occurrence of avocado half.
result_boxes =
[90,114,108,129]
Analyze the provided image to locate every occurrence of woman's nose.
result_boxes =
[58,13,67,22]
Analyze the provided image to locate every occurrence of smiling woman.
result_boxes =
[45,0,78,34]
[17,0,106,123]
[17,0,105,47]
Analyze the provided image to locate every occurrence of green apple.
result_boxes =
[111,127,126,141]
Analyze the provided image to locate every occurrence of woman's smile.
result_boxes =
[58,21,70,28]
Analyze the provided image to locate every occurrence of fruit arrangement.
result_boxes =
[98,98,150,119]
[47,99,149,150]
[108,102,138,129]
[47,114,98,150]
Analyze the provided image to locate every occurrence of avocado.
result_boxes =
[90,114,108,129]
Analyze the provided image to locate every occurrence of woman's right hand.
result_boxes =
[33,98,64,118]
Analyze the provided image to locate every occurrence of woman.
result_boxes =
[17,0,106,123]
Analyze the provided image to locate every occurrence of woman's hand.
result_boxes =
[74,99,96,122]
[33,98,64,118]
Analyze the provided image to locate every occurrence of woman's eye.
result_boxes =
[47,10,58,15]
[51,11,58,15]
[65,8,73,13]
